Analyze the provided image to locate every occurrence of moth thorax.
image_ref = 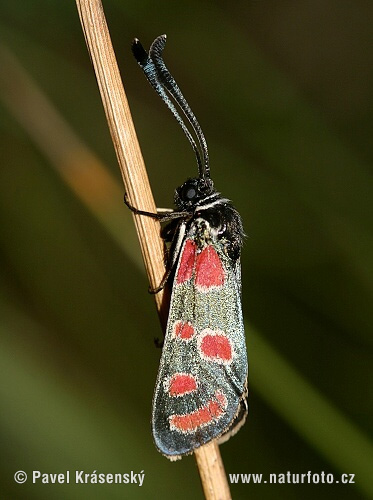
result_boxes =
[191,218,218,247]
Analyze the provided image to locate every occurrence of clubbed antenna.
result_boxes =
[149,35,210,179]
[132,36,210,179]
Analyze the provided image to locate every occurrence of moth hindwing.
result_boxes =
[129,34,248,459]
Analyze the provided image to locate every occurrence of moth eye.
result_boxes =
[185,187,196,200]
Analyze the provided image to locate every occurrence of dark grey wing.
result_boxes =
[152,237,248,459]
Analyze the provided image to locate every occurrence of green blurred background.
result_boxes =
[0,1,372,499]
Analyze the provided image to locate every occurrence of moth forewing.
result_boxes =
[152,218,247,459]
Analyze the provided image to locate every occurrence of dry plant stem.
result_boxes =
[76,0,169,326]
[0,45,136,255]
[75,1,231,498]
[195,441,232,500]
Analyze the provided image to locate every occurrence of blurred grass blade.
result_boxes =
[0,43,142,271]
[250,326,373,498]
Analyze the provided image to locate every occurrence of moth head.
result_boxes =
[174,177,215,210]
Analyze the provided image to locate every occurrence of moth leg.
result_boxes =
[125,194,189,293]
[148,268,172,294]
[148,219,187,294]
[124,193,169,220]
[124,194,189,222]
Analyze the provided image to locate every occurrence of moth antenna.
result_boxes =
[149,35,210,180]
[132,38,203,174]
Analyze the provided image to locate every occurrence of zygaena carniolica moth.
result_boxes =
[127,35,248,460]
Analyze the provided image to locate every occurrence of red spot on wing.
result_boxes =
[199,330,233,363]
[168,373,197,397]
[176,239,196,284]
[169,391,227,433]
[195,246,224,290]
[173,321,195,340]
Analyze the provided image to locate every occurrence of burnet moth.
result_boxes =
[127,34,248,460]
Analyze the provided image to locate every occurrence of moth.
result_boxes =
[127,34,248,460]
